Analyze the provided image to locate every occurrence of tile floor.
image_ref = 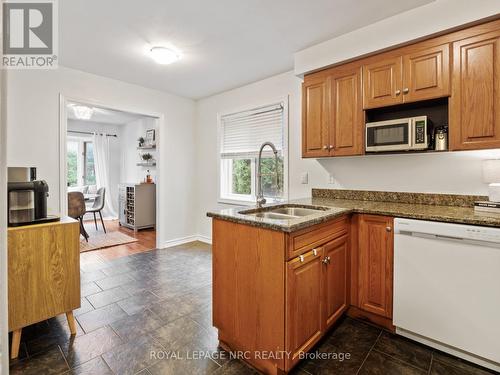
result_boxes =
[9,242,497,375]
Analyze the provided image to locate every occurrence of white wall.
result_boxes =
[294,0,500,75]
[0,54,8,375]
[6,66,196,246]
[67,119,122,218]
[194,70,496,239]
[121,117,158,184]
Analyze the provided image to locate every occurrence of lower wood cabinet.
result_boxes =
[286,249,323,365]
[355,214,394,323]
[323,235,349,328]
[213,217,349,374]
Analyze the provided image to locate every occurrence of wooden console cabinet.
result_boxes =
[8,217,80,358]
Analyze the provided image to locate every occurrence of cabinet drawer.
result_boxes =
[287,216,348,260]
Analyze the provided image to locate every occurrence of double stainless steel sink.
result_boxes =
[239,205,326,220]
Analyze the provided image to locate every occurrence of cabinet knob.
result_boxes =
[299,255,305,263]
[329,145,334,150]
[323,145,328,150]
[322,256,331,265]
[386,226,392,232]
[403,88,409,94]
[312,249,318,256]
[395,89,401,95]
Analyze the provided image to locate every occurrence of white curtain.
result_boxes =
[92,133,118,218]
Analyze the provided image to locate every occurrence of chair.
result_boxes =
[86,187,106,233]
[68,192,89,241]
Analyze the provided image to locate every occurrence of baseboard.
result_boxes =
[159,234,212,249]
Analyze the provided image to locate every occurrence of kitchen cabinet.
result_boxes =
[302,75,330,157]
[357,214,394,319]
[322,234,349,329]
[302,62,363,158]
[363,56,403,109]
[212,216,349,374]
[362,44,450,109]
[403,43,450,103]
[330,65,364,156]
[450,29,500,150]
[286,249,323,364]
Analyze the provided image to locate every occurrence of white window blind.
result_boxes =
[220,102,284,159]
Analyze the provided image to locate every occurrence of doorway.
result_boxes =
[61,98,161,260]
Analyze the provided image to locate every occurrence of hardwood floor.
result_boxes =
[81,219,156,262]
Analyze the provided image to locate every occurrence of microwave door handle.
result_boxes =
[409,118,415,148]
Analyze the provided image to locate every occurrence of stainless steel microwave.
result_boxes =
[365,116,429,152]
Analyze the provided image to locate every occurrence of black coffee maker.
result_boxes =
[7,167,59,226]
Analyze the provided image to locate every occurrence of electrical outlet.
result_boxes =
[328,174,335,184]
[300,172,309,184]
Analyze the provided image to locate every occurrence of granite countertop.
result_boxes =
[206,195,500,233]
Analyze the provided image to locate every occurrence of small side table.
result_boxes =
[8,217,81,359]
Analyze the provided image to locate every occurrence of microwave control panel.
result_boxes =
[415,120,426,144]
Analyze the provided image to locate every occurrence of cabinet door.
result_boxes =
[302,75,330,157]
[402,43,450,102]
[363,56,403,109]
[322,235,348,329]
[358,215,393,318]
[286,249,323,366]
[330,65,364,156]
[450,30,500,150]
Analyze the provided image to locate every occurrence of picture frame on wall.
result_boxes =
[145,129,156,146]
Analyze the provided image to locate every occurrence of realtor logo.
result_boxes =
[2,0,58,69]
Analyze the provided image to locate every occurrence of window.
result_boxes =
[67,137,96,187]
[219,101,287,204]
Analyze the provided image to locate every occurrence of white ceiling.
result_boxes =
[60,0,433,99]
[67,103,148,125]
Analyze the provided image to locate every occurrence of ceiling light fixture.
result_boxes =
[72,105,94,120]
[149,46,181,65]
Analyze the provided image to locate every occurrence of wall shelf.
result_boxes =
[136,162,156,167]
[137,145,156,150]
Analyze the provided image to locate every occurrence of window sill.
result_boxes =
[218,197,256,207]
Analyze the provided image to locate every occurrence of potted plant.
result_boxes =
[141,153,153,164]
[138,137,145,147]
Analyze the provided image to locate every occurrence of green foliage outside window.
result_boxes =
[231,157,283,198]
[67,150,78,187]
[232,159,251,194]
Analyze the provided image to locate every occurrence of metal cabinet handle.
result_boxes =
[299,255,305,262]
[403,88,409,94]
[322,256,331,265]
[329,145,334,150]
[312,249,317,256]
[395,89,401,95]
[386,226,392,232]
[323,145,328,150]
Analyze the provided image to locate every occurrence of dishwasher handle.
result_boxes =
[396,230,500,248]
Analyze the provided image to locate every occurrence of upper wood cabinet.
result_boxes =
[330,65,364,156]
[322,234,349,329]
[363,44,450,109]
[450,29,500,150]
[302,63,364,158]
[302,75,330,157]
[357,214,394,319]
[363,56,403,109]
[286,249,323,366]
[403,43,450,102]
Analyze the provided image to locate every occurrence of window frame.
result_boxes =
[217,97,289,206]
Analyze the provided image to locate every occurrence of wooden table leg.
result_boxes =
[10,329,22,359]
[66,311,77,335]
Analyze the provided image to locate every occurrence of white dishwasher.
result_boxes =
[394,218,500,372]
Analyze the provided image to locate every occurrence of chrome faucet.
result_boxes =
[256,141,279,208]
